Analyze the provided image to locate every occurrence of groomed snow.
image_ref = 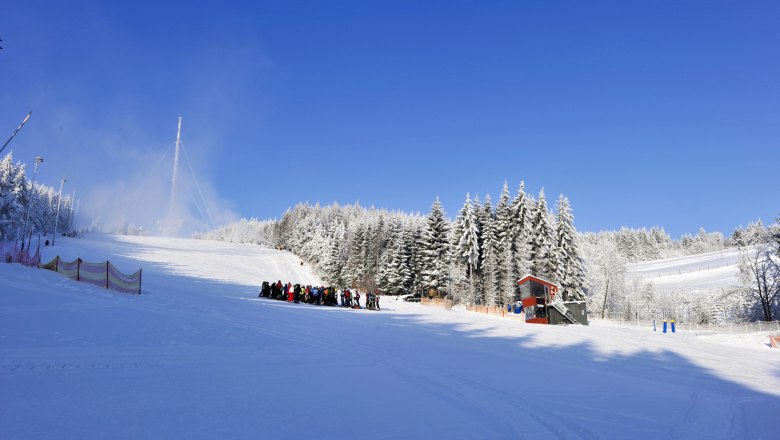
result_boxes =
[626,247,748,292]
[1,234,779,439]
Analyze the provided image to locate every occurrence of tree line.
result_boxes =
[266,181,587,306]
[0,152,74,243]
[581,217,779,323]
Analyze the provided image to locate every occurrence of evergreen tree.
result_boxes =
[322,221,347,287]
[386,228,413,295]
[479,195,499,306]
[421,197,450,294]
[554,195,586,301]
[529,188,556,280]
[454,194,480,305]
[510,182,533,282]
[494,182,513,303]
[343,221,367,286]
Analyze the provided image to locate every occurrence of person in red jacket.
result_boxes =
[287,282,294,302]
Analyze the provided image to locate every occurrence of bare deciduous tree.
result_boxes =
[739,244,780,321]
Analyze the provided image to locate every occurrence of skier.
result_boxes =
[375,291,381,311]
[287,282,294,302]
[354,290,361,309]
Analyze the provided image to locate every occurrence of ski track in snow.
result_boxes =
[625,247,752,292]
[1,234,779,439]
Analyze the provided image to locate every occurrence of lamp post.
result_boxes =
[52,178,66,245]
[20,156,43,251]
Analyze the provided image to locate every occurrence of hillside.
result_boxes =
[626,247,747,292]
[1,234,778,439]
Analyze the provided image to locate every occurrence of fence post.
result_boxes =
[77,258,80,281]
[106,261,109,289]
[138,269,142,295]
[55,255,59,272]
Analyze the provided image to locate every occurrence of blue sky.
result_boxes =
[2,0,778,237]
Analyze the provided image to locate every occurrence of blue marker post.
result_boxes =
[663,320,668,333]
[671,320,676,333]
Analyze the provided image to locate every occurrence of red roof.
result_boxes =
[517,274,559,289]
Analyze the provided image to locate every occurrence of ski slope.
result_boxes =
[626,247,748,292]
[1,235,779,439]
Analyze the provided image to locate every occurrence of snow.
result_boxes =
[626,247,747,292]
[2,234,779,439]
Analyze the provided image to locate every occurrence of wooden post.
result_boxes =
[55,255,59,272]
[77,258,80,281]
[138,269,142,295]
[106,261,109,289]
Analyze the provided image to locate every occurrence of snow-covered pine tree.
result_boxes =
[0,153,27,238]
[455,193,480,305]
[386,228,413,295]
[343,220,367,287]
[377,217,403,293]
[554,195,586,301]
[408,219,426,295]
[322,220,347,287]
[471,194,485,305]
[494,182,513,304]
[529,188,556,280]
[478,194,499,306]
[510,182,533,281]
[421,197,450,295]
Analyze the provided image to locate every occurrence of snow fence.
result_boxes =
[421,298,527,320]
[1,241,41,267]
[39,256,142,295]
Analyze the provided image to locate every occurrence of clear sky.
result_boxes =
[2,1,778,237]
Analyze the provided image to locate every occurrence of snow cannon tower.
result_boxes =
[517,275,588,325]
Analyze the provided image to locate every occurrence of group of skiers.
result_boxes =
[259,280,381,311]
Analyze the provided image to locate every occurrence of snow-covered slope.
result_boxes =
[1,235,778,439]
[626,247,748,292]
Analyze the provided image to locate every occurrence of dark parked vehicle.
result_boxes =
[404,293,422,302]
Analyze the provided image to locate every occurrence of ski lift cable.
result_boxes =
[178,141,217,228]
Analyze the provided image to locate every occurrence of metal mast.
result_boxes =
[167,117,182,226]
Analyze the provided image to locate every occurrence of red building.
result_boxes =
[517,275,588,325]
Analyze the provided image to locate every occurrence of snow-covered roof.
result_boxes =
[517,274,559,288]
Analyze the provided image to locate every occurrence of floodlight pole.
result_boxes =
[0,112,31,156]
[52,178,66,245]
[20,156,43,251]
